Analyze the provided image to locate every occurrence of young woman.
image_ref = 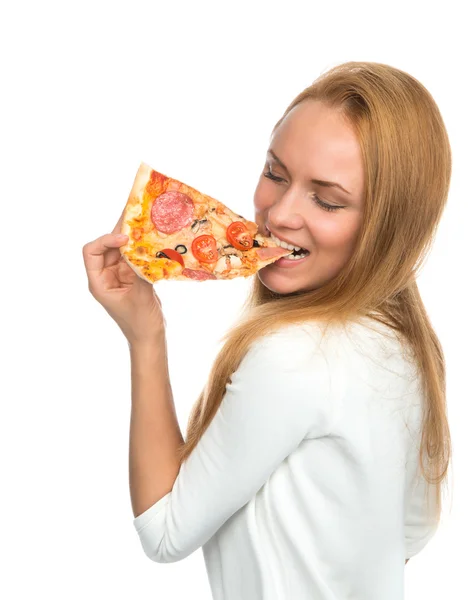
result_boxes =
[83,61,452,599]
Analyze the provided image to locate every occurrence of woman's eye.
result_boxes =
[263,169,343,213]
[311,194,343,213]
[263,170,284,182]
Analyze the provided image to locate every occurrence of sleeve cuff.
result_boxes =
[405,523,438,559]
[133,491,171,533]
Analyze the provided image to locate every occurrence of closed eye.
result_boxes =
[262,170,344,213]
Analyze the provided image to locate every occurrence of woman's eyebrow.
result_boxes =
[267,149,351,195]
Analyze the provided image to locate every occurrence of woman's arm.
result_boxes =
[131,328,334,563]
[129,339,185,518]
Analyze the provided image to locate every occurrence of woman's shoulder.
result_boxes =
[261,316,398,345]
[250,320,345,371]
[258,316,407,366]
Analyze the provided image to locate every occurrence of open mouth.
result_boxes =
[280,248,310,262]
[289,247,310,257]
[268,230,309,257]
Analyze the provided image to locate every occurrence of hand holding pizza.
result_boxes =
[83,209,166,346]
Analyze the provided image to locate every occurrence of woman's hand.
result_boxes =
[83,208,166,346]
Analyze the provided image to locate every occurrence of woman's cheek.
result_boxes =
[319,219,359,252]
[308,215,335,245]
[253,179,274,211]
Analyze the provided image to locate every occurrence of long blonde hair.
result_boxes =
[177,61,452,522]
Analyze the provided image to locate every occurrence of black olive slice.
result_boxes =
[175,244,187,254]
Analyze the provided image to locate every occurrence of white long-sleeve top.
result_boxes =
[132,316,439,599]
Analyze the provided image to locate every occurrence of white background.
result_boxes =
[1,0,466,598]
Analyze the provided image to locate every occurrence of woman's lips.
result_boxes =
[274,253,310,267]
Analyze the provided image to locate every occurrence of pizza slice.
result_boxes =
[119,162,293,283]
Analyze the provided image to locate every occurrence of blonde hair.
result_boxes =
[177,61,452,523]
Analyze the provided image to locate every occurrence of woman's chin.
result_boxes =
[257,271,305,296]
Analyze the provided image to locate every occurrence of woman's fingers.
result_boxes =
[83,233,128,290]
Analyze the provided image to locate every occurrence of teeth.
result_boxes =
[270,232,302,252]
[282,253,308,260]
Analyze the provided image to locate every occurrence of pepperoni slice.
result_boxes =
[256,247,291,260]
[182,268,217,281]
[151,191,195,234]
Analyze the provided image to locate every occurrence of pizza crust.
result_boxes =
[120,253,154,284]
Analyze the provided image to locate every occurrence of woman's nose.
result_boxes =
[267,189,305,230]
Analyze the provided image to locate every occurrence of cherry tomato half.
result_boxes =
[226,222,254,251]
[158,248,185,267]
[192,235,218,263]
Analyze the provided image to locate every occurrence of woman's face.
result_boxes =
[254,100,365,295]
